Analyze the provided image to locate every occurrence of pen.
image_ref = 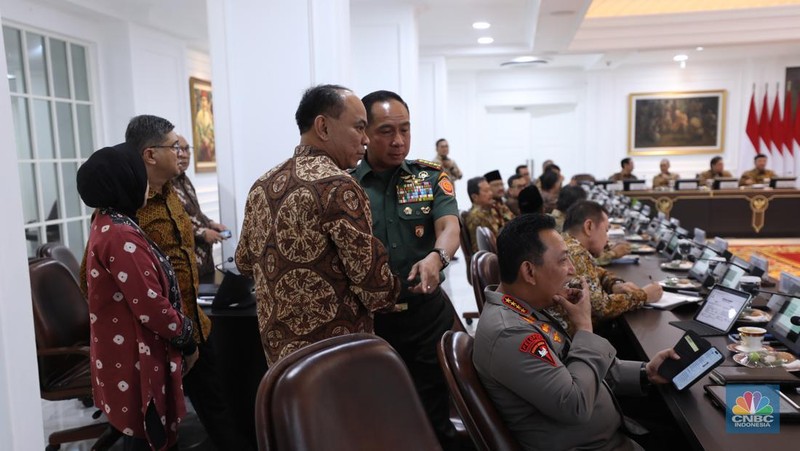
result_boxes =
[779,390,800,410]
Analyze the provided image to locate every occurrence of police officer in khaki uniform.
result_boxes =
[739,153,777,186]
[352,90,460,450]
[472,214,679,451]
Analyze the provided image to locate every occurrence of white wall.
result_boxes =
[448,53,800,191]
[0,13,45,447]
[351,3,423,153]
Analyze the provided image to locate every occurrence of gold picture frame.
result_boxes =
[628,90,726,156]
[189,77,216,172]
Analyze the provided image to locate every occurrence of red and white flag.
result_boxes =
[758,91,772,160]
[786,90,796,177]
[745,92,760,153]
[770,92,784,175]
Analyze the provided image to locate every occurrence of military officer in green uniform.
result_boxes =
[352,90,460,450]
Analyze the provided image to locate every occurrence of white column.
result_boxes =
[350,3,421,151]
[206,0,352,262]
[0,16,46,450]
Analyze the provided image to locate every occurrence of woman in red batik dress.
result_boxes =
[77,143,198,450]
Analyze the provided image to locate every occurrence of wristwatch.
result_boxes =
[431,248,450,269]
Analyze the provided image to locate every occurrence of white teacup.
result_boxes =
[738,326,767,351]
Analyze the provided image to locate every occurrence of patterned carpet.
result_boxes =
[728,244,800,278]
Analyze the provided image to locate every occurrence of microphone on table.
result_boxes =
[791,316,800,326]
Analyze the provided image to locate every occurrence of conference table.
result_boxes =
[609,254,800,450]
[629,188,800,238]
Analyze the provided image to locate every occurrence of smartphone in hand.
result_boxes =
[220,229,232,239]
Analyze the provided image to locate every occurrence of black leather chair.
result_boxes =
[475,226,497,254]
[438,331,521,451]
[37,242,81,283]
[29,258,117,450]
[255,334,442,451]
[470,251,499,312]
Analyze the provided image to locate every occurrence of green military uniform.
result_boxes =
[652,172,679,188]
[352,157,459,447]
[739,168,777,186]
[352,158,458,286]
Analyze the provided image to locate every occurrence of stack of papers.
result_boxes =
[647,291,702,310]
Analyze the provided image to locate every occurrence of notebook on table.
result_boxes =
[670,285,751,336]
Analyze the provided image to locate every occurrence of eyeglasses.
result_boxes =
[150,142,191,154]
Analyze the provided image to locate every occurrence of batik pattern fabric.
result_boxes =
[546,233,647,336]
[137,182,211,343]
[465,205,502,253]
[85,210,195,448]
[173,173,215,277]
[235,145,399,366]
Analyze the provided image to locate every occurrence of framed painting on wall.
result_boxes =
[189,77,216,172]
[628,90,726,156]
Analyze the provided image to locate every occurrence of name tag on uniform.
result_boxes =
[397,180,434,204]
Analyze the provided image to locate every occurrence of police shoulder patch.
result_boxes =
[519,333,557,366]
[414,159,442,170]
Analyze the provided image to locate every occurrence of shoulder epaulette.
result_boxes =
[414,159,442,170]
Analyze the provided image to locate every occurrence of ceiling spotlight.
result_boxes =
[673,54,688,69]
[472,21,491,30]
[512,56,539,63]
[477,37,494,45]
[696,46,704,51]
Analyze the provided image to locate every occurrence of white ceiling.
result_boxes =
[411,0,800,71]
[31,0,800,72]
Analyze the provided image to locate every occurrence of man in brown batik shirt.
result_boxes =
[236,85,400,366]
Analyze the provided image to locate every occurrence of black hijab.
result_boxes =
[76,142,148,220]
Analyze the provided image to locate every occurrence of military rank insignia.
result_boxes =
[502,295,529,315]
[397,179,434,204]
[415,225,424,238]
[519,333,556,366]
[415,159,442,170]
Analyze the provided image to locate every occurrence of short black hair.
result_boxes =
[467,177,485,201]
[515,164,528,175]
[125,115,175,153]
[361,90,410,124]
[543,163,561,173]
[518,185,544,214]
[710,156,723,168]
[539,170,560,191]
[563,200,608,233]
[295,84,350,134]
[621,158,632,168]
[507,174,522,187]
[754,154,767,162]
[556,185,587,212]
[497,213,556,284]
[436,138,447,147]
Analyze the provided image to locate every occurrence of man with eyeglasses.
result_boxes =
[125,115,255,449]
[173,134,231,278]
